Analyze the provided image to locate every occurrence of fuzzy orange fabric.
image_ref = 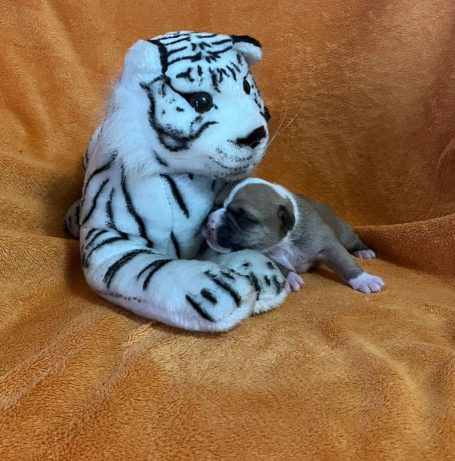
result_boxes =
[1,1,454,459]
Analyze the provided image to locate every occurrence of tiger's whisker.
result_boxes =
[267,105,287,148]
[266,102,304,149]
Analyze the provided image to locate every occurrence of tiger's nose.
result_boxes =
[235,126,267,149]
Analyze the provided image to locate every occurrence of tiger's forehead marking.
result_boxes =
[148,31,248,87]
[152,32,236,65]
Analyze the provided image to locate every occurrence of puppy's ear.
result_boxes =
[277,204,295,232]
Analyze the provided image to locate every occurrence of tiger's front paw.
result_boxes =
[184,266,256,326]
[215,250,288,316]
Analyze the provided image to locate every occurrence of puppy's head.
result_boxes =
[202,179,296,253]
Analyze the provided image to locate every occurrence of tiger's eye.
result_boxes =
[188,92,213,113]
[243,78,251,95]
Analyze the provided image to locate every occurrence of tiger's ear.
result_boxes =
[121,39,163,84]
[231,35,262,65]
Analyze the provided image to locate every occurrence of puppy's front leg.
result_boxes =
[320,242,385,293]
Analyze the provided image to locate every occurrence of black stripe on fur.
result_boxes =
[200,289,217,304]
[185,294,214,321]
[85,229,108,249]
[168,52,202,66]
[83,152,117,195]
[161,175,190,218]
[85,228,98,241]
[83,236,126,268]
[249,272,261,298]
[104,249,152,289]
[82,178,109,225]
[170,231,181,258]
[142,259,172,290]
[162,36,191,46]
[205,271,241,307]
[231,35,261,48]
[121,167,153,247]
[167,45,188,57]
[209,68,220,92]
[272,275,283,295]
[148,39,169,73]
[154,151,169,167]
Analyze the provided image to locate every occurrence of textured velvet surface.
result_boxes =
[1,1,454,459]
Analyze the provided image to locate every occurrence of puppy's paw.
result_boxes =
[348,272,385,293]
[284,272,304,293]
[353,249,376,259]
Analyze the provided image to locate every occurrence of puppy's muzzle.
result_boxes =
[201,209,232,253]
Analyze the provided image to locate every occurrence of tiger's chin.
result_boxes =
[211,169,254,181]
[204,159,261,181]
[164,162,253,181]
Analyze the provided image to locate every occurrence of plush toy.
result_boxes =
[65,31,287,331]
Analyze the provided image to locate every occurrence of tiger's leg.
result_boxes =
[81,227,257,332]
[204,249,288,315]
[64,126,102,239]
[65,199,81,239]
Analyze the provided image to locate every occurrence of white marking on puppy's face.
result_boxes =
[223,177,301,225]
[201,208,232,253]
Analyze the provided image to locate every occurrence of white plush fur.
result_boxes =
[66,31,288,332]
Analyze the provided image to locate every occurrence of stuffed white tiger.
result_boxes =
[65,31,288,332]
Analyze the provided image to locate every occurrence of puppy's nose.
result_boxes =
[235,126,267,149]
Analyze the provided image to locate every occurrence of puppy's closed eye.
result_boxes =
[227,207,258,225]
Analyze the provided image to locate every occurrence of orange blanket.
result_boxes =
[1,1,454,459]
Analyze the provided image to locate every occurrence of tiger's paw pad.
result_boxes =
[353,249,376,259]
[349,272,385,293]
[284,272,304,293]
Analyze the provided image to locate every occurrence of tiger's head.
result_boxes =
[106,31,270,181]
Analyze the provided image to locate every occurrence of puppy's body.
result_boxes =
[266,194,377,289]
[203,178,384,293]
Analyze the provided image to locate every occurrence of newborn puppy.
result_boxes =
[202,178,385,294]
